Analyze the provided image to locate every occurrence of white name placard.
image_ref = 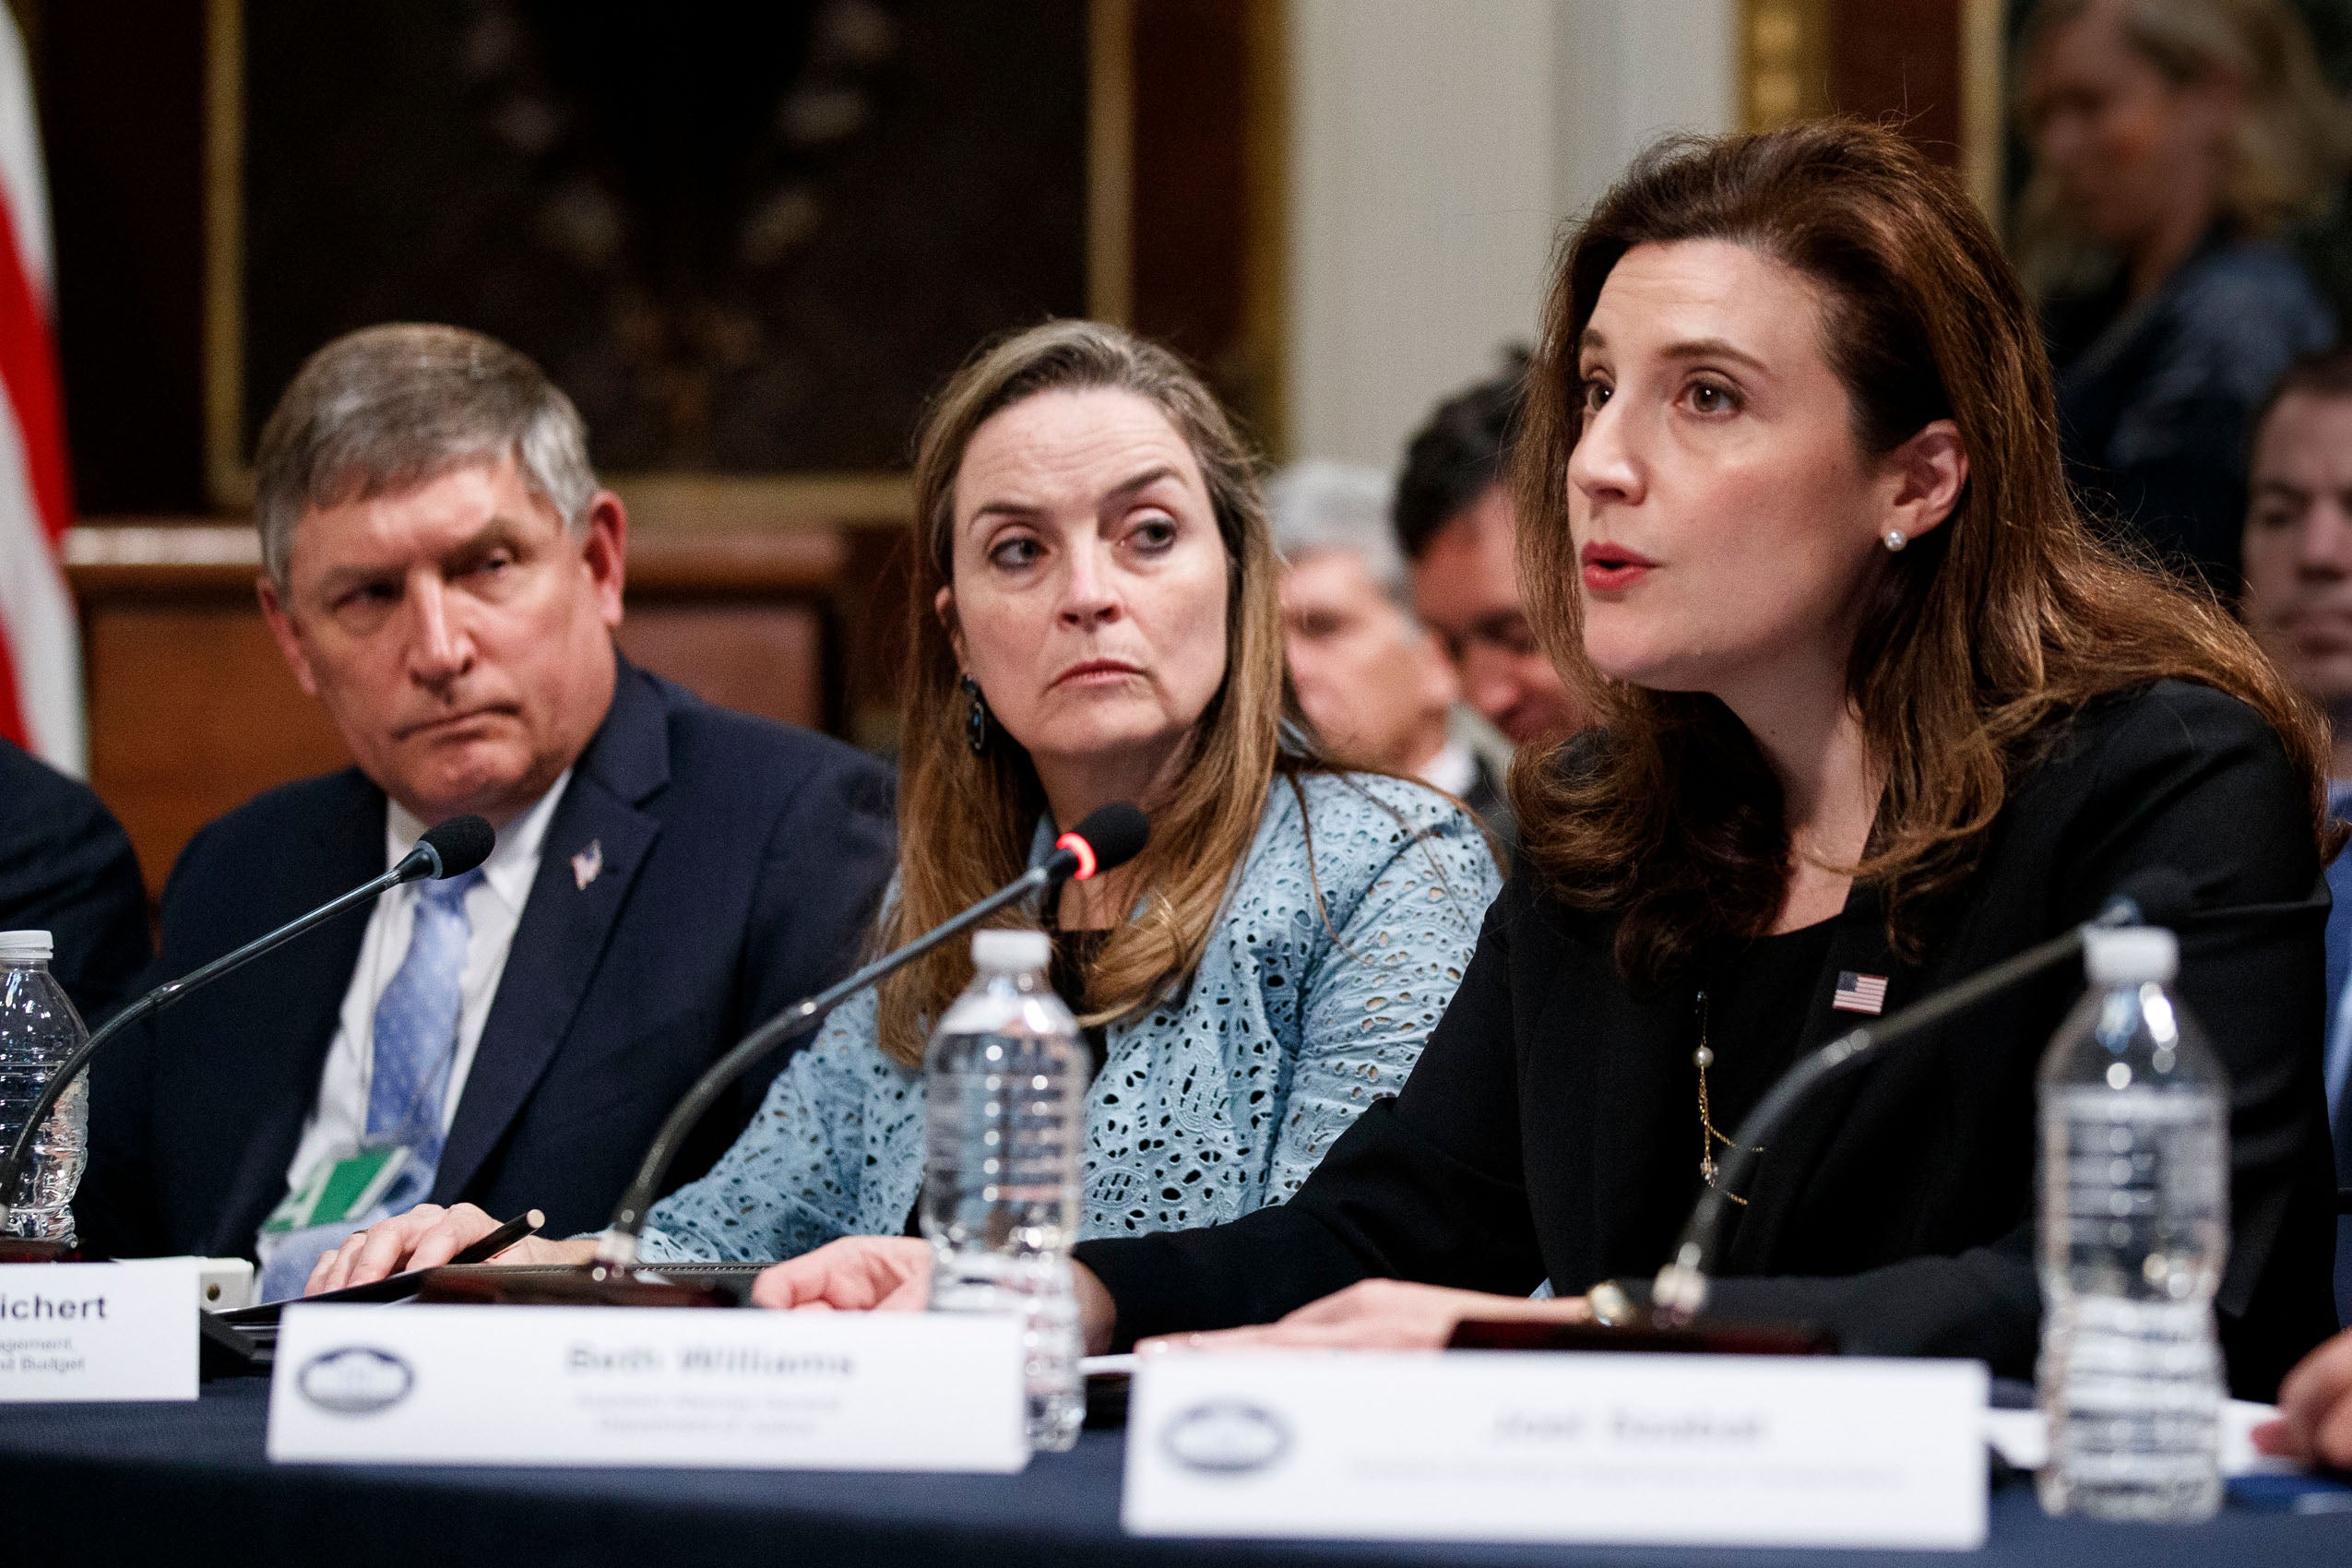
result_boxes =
[1124,1350,1988,1550]
[267,1304,1029,1471]
[0,1259,199,1402]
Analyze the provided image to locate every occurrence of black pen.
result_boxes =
[447,1207,545,1266]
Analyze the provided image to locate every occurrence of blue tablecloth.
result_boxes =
[0,1379,2345,1567]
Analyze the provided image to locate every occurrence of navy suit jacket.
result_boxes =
[76,660,896,1260]
[0,738,149,1024]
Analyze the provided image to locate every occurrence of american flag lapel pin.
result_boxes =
[1832,970,1888,1016]
[571,839,604,891]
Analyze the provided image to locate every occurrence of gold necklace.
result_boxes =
[1693,987,1752,1205]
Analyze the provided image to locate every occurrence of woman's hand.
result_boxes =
[751,1236,933,1311]
[2254,1329,2352,1470]
[1139,1278,1587,1353]
[303,1204,588,1295]
[751,1243,1122,1355]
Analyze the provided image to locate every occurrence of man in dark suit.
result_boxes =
[1393,350,1586,757]
[76,326,895,1290]
[2239,344,2352,1330]
[0,738,148,1023]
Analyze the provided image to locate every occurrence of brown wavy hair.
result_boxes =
[875,319,1306,1067]
[1510,120,2335,990]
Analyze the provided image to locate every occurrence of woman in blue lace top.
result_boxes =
[307,320,1501,1289]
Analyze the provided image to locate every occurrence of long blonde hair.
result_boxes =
[875,320,1301,1067]
[2016,0,2352,294]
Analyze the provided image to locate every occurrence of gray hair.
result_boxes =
[1264,459,1410,606]
[253,323,597,588]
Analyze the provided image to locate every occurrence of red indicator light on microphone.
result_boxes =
[1055,831,1099,881]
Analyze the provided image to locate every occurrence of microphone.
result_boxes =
[1051,802,1147,885]
[1644,866,2193,1324]
[575,801,1149,1277]
[396,814,496,884]
[0,814,495,1231]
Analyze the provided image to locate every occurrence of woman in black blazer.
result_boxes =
[754,123,2342,1399]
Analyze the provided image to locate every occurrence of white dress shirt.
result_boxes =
[1418,737,1479,800]
[279,772,572,1195]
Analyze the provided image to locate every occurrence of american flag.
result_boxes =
[0,13,79,774]
[1832,970,1889,1016]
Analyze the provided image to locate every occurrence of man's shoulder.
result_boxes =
[0,741,117,849]
[0,743,143,926]
[646,675,890,797]
[625,670,893,832]
[169,768,380,883]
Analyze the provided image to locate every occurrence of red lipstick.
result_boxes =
[1579,540,1657,593]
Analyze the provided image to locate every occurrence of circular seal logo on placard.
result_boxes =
[1159,1400,1291,1475]
[297,1347,414,1416]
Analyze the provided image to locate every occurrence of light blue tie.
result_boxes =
[253,869,484,1299]
[364,869,481,1191]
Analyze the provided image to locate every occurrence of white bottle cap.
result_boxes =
[972,929,1050,972]
[0,931,51,964]
[2084,926,2178,986]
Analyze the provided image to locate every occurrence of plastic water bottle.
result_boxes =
[0,932,89,1245]
[921,929,1087,1452]
[2037,926,2226,1522]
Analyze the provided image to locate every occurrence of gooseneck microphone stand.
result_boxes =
[598,859,1074,1269]
[418,802,1151,1307]
[1645,868,2192,1323]
[1451,868,2202,1354]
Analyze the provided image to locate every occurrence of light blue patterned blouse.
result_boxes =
[636,771,1503,1263]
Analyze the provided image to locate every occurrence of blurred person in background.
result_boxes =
[2020,0,2348,597]
[1393,351,1587,749]
[2238,342,2352,1326]
[1269,459,1516,850]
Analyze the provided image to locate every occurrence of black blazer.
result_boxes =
[77,661,897,1260]
[1075,681,2340,1399]
[0,738,149,1023]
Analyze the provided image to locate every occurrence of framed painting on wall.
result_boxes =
[204,0,1133,529]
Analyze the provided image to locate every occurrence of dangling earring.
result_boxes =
[959,673,990,755]
[1883,529,1908,552]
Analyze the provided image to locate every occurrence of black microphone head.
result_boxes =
[2101,866,2194,931]
[1063,802,1149,878]
[419,815,496,879]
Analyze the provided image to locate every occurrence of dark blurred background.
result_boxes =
[18,0,2342,893]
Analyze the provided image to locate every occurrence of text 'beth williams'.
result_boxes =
[566,1343,855,1377]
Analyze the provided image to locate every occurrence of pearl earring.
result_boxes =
[1883,529,1907,552]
